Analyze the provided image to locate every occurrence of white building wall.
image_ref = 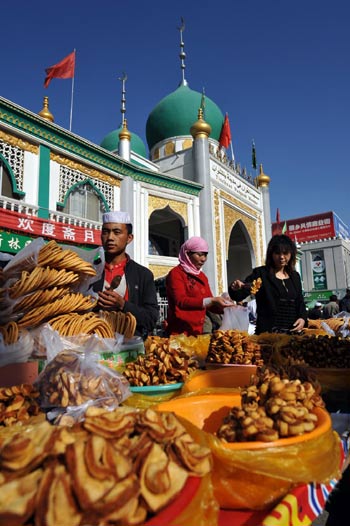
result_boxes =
[49,160,60,211]
[300,239,350,296]
[22,151,39,206]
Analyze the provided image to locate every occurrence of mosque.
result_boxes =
[0,25,272,297]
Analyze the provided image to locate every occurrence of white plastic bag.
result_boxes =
[219,304,249,332]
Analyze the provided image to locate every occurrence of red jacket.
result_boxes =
[166,265,214,336]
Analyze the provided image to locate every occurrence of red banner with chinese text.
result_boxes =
[272,211,336,243]
[0,208,100,246]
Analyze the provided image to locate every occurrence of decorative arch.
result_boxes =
[227,219,256,285]
[0,153,25,198]
[149,205,186,257]
[57,178,108,221]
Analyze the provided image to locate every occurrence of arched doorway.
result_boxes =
[149,206,186,257]
[227,220,255,285]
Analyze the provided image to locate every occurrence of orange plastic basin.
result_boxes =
[156,393,331,449]
[156,393,335,510]
[183,366,256,393]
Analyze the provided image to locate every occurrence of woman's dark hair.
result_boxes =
[265,234,297,274]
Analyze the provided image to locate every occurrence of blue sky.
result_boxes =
[2,0,349,225]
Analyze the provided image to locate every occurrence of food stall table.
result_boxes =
[218,437,348,526]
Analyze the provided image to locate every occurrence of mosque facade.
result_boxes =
[0,34,272,295]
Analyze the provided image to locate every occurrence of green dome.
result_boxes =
[146,85,224,150]
[100,127,147,158]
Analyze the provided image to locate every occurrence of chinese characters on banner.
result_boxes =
[272,211,336,242]
[0,208,100,253]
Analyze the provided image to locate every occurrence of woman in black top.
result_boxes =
[228,235,307,334]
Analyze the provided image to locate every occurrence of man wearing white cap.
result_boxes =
[93,211,159,338]
[308,301,324,320]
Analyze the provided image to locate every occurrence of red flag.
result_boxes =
[219,113,232,149]
[44,51,75,88]
[276,208,281,223]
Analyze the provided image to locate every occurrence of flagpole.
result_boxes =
[69,49,76,132]
[229,140,235,161]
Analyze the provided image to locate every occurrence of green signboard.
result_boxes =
[0,230,33,254]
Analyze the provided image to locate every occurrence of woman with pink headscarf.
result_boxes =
[165,236,233,336]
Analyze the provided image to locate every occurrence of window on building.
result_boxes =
[0,159,13,197]
[149,206,186,257]
[63,183,104,222]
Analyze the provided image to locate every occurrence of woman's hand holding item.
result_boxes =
[290,317,306,332]
[230,279,245,291]
[211,296,235,308]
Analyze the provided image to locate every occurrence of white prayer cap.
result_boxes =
[102,211,131,224]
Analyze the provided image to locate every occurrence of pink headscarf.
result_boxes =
[178,236,209,276]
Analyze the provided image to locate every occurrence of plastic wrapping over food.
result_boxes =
[30,323,123,359]
[145,334,210,365]
[0,329,34,367]
[1,238,45,280]
[0,238,104,324]
[34,345,131,419]
[219,305,249,332]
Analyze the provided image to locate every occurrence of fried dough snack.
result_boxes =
[0,384,41,427]
[217,368,324,442]
[49,312,115,338]
[123,344,199,386]
[0,407,212,525]
[206,329,264,365]
[0,240,97,328]
[98,310,137,339]
[38,240,97,276]
[36,350,129,408]
[250,277,262,295]
[17,293,97,329]
[0,321,19,344]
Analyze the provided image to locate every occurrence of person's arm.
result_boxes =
[291,271,307,332]
[228,271,256,302]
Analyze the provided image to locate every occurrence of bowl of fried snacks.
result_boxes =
[156,375,340,510]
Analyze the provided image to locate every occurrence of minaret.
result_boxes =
[118,73,131,161]
[255,164,272,248]
[38,96,54,122]
[118,72,134,258]
[190,106,217,292]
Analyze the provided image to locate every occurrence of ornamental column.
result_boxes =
[255,164,272,250]
[190,108,217,292]
[119,119,135,259]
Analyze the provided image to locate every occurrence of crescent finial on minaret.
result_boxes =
[177,17,188,86]
[118,72,128,125]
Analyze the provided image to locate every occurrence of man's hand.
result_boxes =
[97,289,125,311]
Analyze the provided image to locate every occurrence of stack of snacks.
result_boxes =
[0,240,97,329]
[206,329,264,366]
[123,343,199,386]
[217,368,325,442]
[0,407,213,526]
[0,384,41,426]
